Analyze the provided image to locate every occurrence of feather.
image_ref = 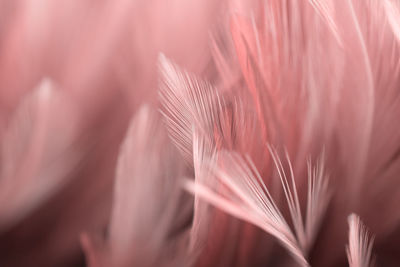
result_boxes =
[307,0,342,45]
[347,214,375,267]
[305,151,331,252]
[2,0,400,266]
[189,130,216,250]
[82,105,188,266]
[110,105,182,250]
[159,55,258,260]
[184,146,331,266]
[267,145,307,253]
[384,0,400,42]
[159,54,223,164]
[0,78,80,229]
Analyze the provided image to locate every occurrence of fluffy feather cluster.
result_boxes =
[0,0,400,266]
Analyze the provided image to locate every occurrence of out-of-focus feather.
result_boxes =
[347,214,375,267]
[307,0,342,45]
[305,152,331,252]
[0,79,80,229]
[384,0,400,42]
[110,105,164,249]
[82,105,188,267]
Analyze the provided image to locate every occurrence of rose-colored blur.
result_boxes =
[0,0,399,267]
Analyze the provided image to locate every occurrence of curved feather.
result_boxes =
[83,105,188,267]
[186,149,333,267]
[159,54,223,164]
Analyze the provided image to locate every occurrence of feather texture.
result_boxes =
[347,214,375,267]
[1,0,400,266]
[159,54,223,164]
[184,149,331,266]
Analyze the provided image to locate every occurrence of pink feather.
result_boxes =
[0,0,400,267]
